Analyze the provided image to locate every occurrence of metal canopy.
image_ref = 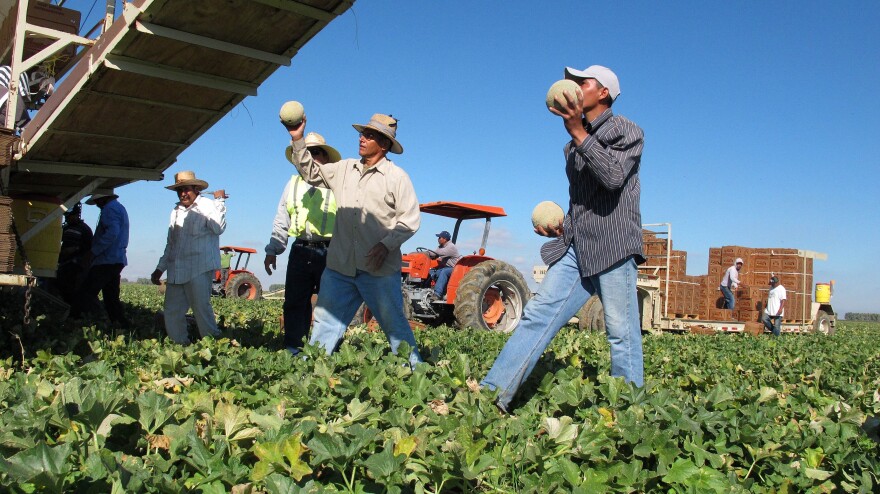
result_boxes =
[7,0,354,200]
[420,201,508,220]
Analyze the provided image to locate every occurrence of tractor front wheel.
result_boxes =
[577,295,605,333]
[226,273,262,300]
[350,288,413,329]
[453,260,529,333]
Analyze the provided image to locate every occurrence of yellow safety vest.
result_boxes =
[286,175,336,238]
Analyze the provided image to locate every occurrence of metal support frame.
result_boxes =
[16,159,164,181]
[135,21,291,66]
[19,178,103,244]
[4,0,96,130]
[79,89,223,115]
[103,54,259,96]
[252,0,338,21]
[641,222,672,318]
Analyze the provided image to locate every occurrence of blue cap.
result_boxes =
[436,231,451,240]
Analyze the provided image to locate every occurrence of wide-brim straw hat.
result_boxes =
[85,192,118,205]
[352,113,403,154]
[303,132,341,162]
[165,170,209,191]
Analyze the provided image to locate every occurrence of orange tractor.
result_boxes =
[212,246,263,300]
[356,201,531,332]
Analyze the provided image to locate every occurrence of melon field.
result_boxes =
[0,284,877,493]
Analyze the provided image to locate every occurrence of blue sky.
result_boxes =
[66,0,879,315]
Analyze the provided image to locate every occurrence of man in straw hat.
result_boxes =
[482,64,646,412]
[151,171,228,344]
[265,131,340,355]
[72,191,130,328]
[284,114,422,367]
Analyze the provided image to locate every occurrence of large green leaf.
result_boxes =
[0,442,73,493]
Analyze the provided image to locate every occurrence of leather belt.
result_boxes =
[295,239,330,248]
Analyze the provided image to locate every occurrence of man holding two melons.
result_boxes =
[482,65,646,412]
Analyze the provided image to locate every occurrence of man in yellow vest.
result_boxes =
[264,132,340,355]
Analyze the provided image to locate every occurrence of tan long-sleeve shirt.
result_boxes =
[286,139,420,276]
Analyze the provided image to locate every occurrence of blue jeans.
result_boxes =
[762,313,782,336]
[283,243,327,349]
[309,268,423,366]
[720,286,735,309]
[433,266,453,297]
[482,245,644,410]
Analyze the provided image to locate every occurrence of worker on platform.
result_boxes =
[264,132,340,355]
[720,258,744,310]
[284,113,423,367]
[151,171,227,344]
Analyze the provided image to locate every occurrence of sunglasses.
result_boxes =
[307,147,328,156]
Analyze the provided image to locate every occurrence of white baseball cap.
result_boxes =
[735,258,744,264]
[564,65,621,102]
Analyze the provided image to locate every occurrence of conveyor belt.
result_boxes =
[8,0,353,200]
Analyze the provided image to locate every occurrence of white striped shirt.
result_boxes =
[0,65,31,128]
[0,66,30,98]
[540,109,645,277]
[156,195,226,284]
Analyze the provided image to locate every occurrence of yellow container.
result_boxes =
[12,197,62,276]
[815,283,831,304]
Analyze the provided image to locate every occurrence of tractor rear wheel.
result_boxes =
[577,295,605,333]
[813,310,835,335]
[453,260,529,333]
[226,273,262,300]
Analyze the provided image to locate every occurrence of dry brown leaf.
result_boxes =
[429,399,449,415]
[146,434,170,450]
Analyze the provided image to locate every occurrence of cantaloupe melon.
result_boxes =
[531,201,564,229]
[545,79,582,111]
[279,101,305,126]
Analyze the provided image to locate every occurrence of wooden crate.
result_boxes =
[0,3,82,77]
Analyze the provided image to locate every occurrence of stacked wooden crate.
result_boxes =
[0,196,15,273]
[0,2,82,78]
[706,246,813,322]
[642,231,704,318]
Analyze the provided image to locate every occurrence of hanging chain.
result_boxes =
[0,138,35,328]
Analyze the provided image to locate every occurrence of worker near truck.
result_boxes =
[763,275,786,336]
[265,132,340,356]
[428,230,461,299]
[284,113,423,368]
[72,192,130,329]
[151,171,227,344]
[482,65,646,412]
[720,258,744,310]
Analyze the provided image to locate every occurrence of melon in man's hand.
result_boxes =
[532,201,564,230]
[279,101,305,126]
[545,80,582,111]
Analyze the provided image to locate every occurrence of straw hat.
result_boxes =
[352,114,403,154]
[85,192,118,205]
[303,132,341,162]
[165,171,209,191]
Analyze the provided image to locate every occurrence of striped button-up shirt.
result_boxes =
[156,195,226,284]
[540,108,645,277]
[287,139,420,277]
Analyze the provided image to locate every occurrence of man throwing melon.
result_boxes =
[482,65,646,412]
